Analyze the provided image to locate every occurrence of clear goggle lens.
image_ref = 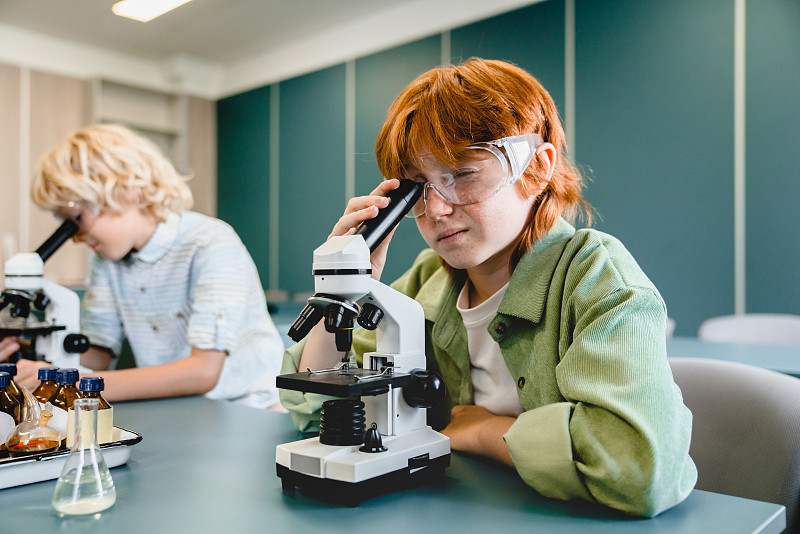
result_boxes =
[53,201,99,231]
[404,133,543,218]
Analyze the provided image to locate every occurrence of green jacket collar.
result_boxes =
[499,217,576,324]
[414,217,576,346]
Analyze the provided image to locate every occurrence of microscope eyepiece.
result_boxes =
[36,219,79,263]
[354,180,423,252]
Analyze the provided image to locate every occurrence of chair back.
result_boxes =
[669,357,800,533]
[698,313,800,345]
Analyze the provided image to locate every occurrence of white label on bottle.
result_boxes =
[66,406,114,448]
[51,405,69,440]
[0,412,14,444]
[98,408,113,444]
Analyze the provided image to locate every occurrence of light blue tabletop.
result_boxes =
[0,396,786,533]
[668,336,800,377]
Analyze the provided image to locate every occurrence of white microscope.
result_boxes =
[0,219,89,367]
[276,180,451,506]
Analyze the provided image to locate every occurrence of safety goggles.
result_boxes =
[406,133,544,218]
[53,200,100,232]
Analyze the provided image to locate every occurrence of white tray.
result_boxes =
[0,426,142,490]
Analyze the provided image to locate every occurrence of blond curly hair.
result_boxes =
[32,124,193,222]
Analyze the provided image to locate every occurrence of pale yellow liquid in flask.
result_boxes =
[52,398,116,515]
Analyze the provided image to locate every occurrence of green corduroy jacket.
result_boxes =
[280,218,697,517]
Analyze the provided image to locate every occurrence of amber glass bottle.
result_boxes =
[33,366,60,404]
[0,363,22,405]
[0,371,21,457]
[51,368,80,411]
[51,368,80,448]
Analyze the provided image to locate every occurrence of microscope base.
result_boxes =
[276,427,450,506]
[277,454,449,506]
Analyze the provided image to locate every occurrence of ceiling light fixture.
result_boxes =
[112,0,193,22]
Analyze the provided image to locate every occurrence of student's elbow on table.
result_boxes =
[187,348,226,394]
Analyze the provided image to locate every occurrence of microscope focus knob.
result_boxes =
[63,334,90,354]
[403,369,446,409]
[357,303,384,330]
[34,291,51,311]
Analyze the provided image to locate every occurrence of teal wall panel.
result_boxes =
[354,37,441,283]
[450,0,566,114]
[216,0,797,332]
[216,85,271,286]
[575,0,735,335]
[746,0,800,314]
[279,65,348,295]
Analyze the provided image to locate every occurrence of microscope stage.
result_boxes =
[0,324,66,337]
[277,369,413,397]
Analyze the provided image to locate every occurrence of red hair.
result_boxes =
[375,58,590,270]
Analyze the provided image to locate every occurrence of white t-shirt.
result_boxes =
[456,282,524,417]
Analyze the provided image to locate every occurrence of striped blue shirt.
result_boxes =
[81,211,283,408]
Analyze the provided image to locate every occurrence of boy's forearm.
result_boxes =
[80,345,115,371]
[91,348,225,402]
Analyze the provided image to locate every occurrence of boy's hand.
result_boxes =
[0,337,20,362]
[15,359,50,390]
[329,178,401,281]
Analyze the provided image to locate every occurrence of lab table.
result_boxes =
[0,396,786,533]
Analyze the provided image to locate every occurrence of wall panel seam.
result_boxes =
[734,0,746,314]
[270,83,280,290]
[19,68,30,250]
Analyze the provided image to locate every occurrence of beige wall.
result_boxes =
[29,70,91,284]
[0,63,21,266]
[188,96,217,217]
[0,61,217,286]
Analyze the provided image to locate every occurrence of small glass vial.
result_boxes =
[73,376,113,446]
[52,398,116,515]
[0,363,23,405]
[33,366,60,404]
[0,372,21,457]
[51,368,80,446]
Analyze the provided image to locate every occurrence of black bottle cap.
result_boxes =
[0,363,17,377]
[37,366,59,381]
[0,371,9,388]
[55,368,79,384]
[79,376,104,392]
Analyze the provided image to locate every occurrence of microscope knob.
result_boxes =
[33,291,51,311]
[63,334,90,354]
[403,369,446,408]
[359,423,388,453]
[357,303,384,330]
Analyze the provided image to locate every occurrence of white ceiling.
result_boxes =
[0,0,406,63]
[0,0,540,98]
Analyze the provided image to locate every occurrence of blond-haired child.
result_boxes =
[1,124,283,409]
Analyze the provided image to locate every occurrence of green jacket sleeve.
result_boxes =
[502,241,697,516]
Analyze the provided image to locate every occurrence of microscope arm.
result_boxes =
[362,278,425,358]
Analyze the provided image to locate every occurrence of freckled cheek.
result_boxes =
[414,219,437,248]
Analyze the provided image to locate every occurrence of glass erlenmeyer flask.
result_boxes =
[52,398,116,515]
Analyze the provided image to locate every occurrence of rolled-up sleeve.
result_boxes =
[505,285,696,516]
[279,339,342,432]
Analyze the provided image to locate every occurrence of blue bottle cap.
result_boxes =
[38,366,59,381]
[55,368,79,384]
[0,371,9,388]
[0,363,17,377]
[79,376,104,392]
